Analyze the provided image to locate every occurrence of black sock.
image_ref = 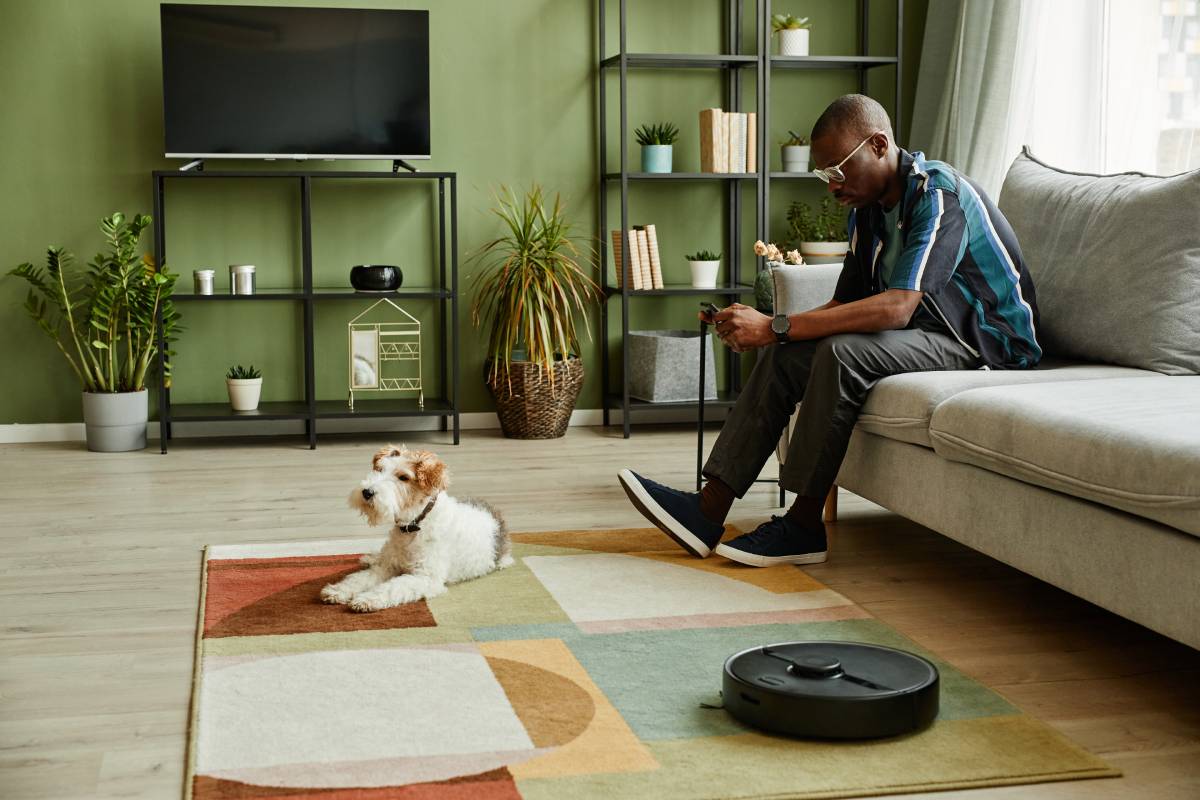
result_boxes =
[699,477,736,525]
[784,494,826,533]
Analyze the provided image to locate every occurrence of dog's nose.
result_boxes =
[362,488,375,501]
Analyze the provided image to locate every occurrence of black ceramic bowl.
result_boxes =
[350,265,403,291]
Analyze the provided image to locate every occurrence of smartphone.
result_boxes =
[700,301,721,323]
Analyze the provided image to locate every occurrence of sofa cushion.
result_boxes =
[998,148,1200,375]
[928,377,1200,537]
[858,360,1157,448]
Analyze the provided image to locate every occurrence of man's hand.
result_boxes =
[704,303,774,353]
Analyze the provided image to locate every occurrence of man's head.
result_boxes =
[810,94,897,209]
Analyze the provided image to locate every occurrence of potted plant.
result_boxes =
[752,240,804,310]
[470,185,600,439]
[7,213,179,452]
[685,250,722,289]
[772,14,812,56]
[781,130,811,173]
[226,365,263,411]
[635,122,679,173]
[786,197,850,263]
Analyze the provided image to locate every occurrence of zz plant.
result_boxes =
[8,212,180,393]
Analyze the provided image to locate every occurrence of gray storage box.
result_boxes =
[629,329,717,402]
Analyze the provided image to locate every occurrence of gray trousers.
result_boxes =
[703,328,979,499]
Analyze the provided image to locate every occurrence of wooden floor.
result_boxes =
[1,426,1198,799]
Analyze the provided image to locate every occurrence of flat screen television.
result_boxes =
[161,4,430,161]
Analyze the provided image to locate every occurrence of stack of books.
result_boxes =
[699,108,757,174]
[611,224,664,290]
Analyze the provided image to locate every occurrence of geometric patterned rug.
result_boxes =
[187,527,1118,799]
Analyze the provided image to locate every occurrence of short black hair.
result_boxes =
[811,94,894,142]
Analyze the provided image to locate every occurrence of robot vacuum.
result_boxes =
[723,641,939,739]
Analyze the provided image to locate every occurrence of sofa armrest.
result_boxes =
[771,263,842,315]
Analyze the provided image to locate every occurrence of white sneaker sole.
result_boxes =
[713,543,827,567]
[618,468,714,558]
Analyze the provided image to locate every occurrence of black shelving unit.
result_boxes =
[597,0,903,438]
[152,169,459,452]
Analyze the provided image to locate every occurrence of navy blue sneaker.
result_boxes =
[618,469,725,558]
[714,515,827,567]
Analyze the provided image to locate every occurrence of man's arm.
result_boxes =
[713,290,922,351]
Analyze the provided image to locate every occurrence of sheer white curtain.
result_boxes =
[911,0,1200,194]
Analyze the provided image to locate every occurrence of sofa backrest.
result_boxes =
[998,148,1200,375]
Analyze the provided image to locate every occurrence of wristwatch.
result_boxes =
[770,313,790,344]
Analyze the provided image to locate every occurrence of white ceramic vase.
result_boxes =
[781,145,811,172]
[779,28,810,56]
[227,377,263,411]
[688,260,720,289]
[799,241,850,264]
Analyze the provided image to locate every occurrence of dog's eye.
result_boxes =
[399,474,410,482]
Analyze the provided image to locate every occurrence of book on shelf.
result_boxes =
[644,224,664,289]
[728,112,747,173]
[611,229,641,289]
[746,112,757,173]
[611,226,665,290]
[634,227,654,289]
[699,108,756,174]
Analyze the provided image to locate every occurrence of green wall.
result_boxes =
[0,0,925,425]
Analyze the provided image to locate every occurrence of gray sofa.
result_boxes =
[772,149,1200,650]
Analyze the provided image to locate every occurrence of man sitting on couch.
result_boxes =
[619,93,1042,567]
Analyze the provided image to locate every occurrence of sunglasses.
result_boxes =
[812,131,885,184]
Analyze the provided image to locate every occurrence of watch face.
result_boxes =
[771,315,789,334]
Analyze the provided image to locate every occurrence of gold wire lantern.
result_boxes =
[347,298,424,410]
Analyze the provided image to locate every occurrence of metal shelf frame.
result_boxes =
[152,169,460,452]
[596,0,904,439]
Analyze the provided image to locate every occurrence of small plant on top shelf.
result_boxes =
[226,364,263,411]
[781,129,812,172]
[772,14,812,56]
[634,122,680,146]
[635,122,679,173]
[685,250,722,262]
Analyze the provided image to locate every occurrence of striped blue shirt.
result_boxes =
[834,150,1042,369]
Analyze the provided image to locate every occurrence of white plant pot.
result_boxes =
[799,241,851,264]
[688,260,721,288]
[781,144,811,172]
[778,28,810,56]
[226,377,263,411]
[81,390,147,452]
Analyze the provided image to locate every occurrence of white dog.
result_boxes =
[321,444,512,612]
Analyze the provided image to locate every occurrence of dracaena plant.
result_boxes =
[7,212,180,393]
[469,185,599,395]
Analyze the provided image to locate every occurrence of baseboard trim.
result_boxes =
[0,405,728,444]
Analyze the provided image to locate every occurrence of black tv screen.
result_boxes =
[161,4,430,160]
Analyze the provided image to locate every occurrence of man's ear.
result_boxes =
[411,451,450,494]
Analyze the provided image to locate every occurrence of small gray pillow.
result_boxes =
[998,148,1200,375]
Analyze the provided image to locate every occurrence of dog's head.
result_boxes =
[349,444,450,527]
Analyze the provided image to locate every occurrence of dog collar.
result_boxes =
[398,494,439,533]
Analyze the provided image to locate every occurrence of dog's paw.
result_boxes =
[349,591,392,613]
[359,552,378,567]
[320,583,356,605]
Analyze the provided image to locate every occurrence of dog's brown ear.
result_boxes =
[411,451,450,494]
[372,443,404,471]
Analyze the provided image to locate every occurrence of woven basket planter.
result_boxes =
[485,357,585,439]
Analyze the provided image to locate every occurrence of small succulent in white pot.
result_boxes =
[781,130,811,173]
[226,364,263,411]
[685,249,722,289]
[772,14,812,56]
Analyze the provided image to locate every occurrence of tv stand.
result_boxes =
[179,159,205,172]
[392,159,419,173]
